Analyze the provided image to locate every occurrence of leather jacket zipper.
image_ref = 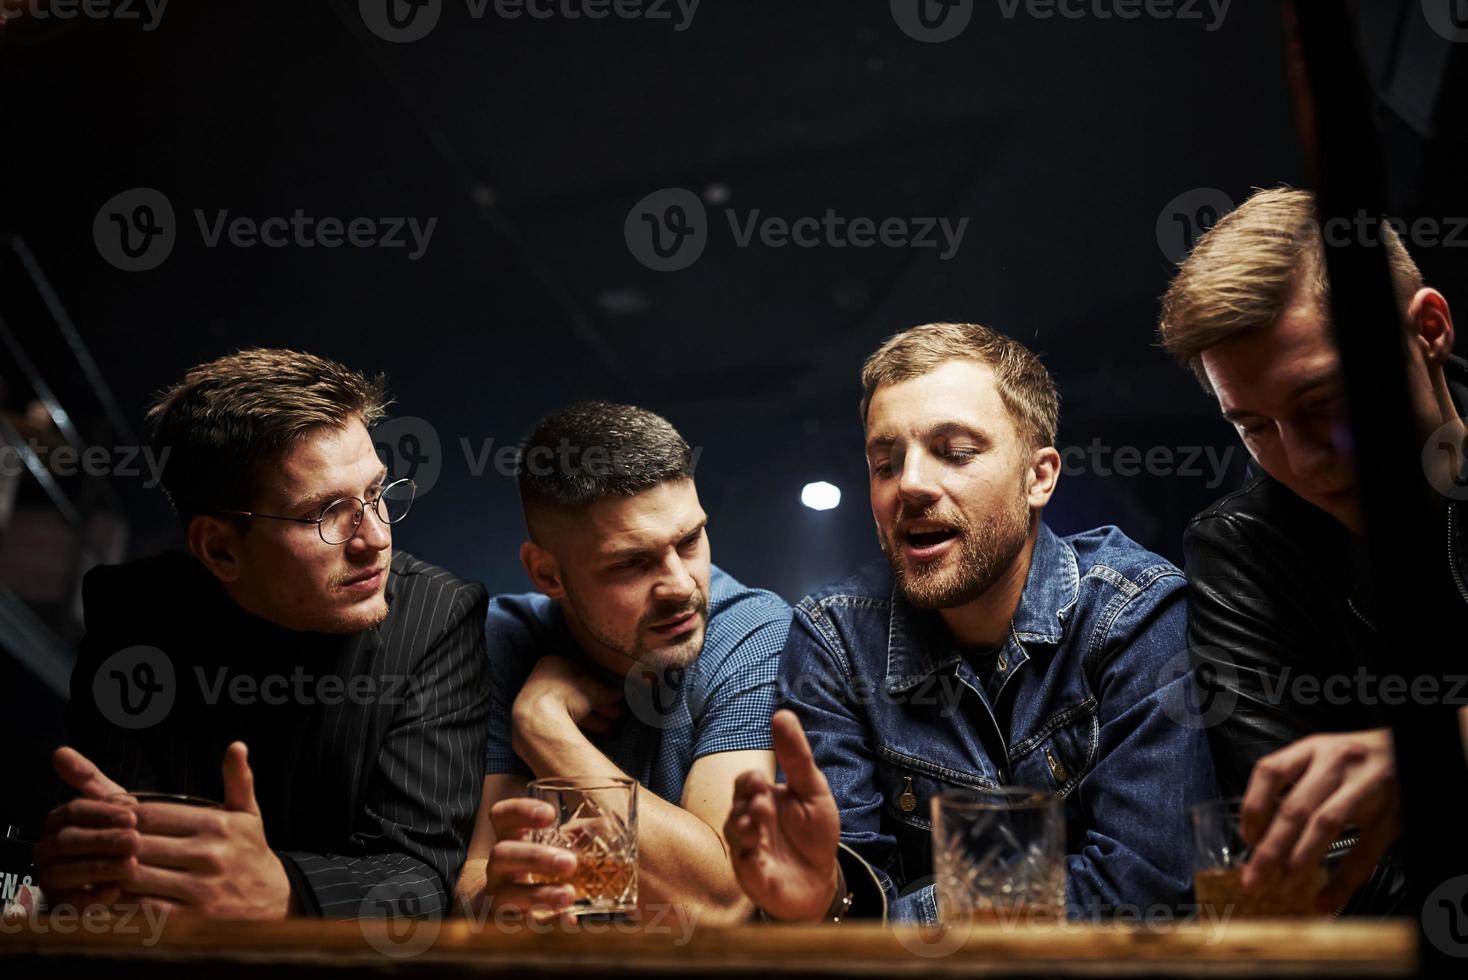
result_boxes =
[1449,503,1468,606]
[1345,502,1467,627]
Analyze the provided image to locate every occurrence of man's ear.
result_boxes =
[187,515,245,583]
[519,540,566,600]
[1026,446,1061,509]
[1408,288,1456,368]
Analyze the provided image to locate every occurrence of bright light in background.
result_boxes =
[800,481,841,511]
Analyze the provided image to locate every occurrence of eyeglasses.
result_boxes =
[216,478,417,545]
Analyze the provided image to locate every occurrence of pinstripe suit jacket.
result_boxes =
[64,549,490,918]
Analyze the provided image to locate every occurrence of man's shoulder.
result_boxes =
[698,566,792,674]
[388,550,487,609]
[793,557,895,613]
[80,551,214,630]
[707,565,791,630]
[1183,473,1329,568]
[484,588,566,660]
[1062,525,1182,595]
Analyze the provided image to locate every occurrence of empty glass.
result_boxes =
[932,786,1065,924]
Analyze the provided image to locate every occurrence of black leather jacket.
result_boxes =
[1182,355,1468,914]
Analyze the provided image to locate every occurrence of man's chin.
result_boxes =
[321,595,390,634]
[638,625,706,669]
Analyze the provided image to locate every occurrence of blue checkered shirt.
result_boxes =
[484,566,790,804]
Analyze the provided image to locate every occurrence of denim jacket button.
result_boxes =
[898,775,918,812]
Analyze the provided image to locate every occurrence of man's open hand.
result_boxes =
[725,710,841,922]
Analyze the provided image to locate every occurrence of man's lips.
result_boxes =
[647,610,700,637]
[339,566,386,593]
[898,521,960,560]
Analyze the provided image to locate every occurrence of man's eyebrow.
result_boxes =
[866,422,986,454]
[865,434,896,455]
[600,517,709,562]
[288,466,390,514]
[930,421,986,442]
[1221,375,1339,423]
[1286,373,1340,402]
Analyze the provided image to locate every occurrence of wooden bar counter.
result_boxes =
[0,914,1416,978]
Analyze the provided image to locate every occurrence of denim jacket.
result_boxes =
[779,523,1217,923]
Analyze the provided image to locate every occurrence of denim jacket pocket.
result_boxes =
[876,747,998,894]
[1008,698,1099,796]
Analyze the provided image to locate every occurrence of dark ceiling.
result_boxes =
[1,0,1461,602]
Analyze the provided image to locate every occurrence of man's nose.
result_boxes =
[896,451,941,506]
[652,553,697,602]
[1279,421,1345,484]
[348,500,392,551]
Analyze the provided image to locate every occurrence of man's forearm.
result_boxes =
[512,707,751,923]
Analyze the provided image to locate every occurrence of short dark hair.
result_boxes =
[517,402,695,526]
[146,348,390,522]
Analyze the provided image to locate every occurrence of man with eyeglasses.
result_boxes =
[33,348,490,921]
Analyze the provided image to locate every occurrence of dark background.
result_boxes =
[1,0,1463,834]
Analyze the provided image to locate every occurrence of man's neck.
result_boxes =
[936,524,1040,649]
[560,605,636,681]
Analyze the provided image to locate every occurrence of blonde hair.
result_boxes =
[1159,186,1424,391]
[859,322,1059,450]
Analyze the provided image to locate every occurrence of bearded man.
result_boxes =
[454,402,790,926]
[723,322,1217,923]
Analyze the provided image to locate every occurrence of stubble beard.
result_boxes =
[886,493,1033,610]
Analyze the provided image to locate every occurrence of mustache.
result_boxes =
[639,592,708,630]
[893,507,971,536]
[331,561,388,587]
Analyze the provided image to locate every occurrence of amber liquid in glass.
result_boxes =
[1194,867,1326,917]
[527,853,635,903]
